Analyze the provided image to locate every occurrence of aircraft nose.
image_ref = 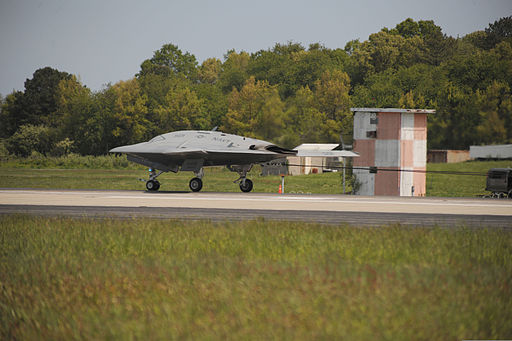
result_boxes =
[109,145,137,153]
[109,146,125,153]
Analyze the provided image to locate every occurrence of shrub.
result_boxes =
[50,138,75,157]
[5,125,55,157]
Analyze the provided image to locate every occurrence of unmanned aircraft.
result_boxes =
[110,129,358,192]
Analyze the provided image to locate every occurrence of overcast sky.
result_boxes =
[1,0,511,95]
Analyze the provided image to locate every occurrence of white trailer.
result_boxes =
[470,144,512,159]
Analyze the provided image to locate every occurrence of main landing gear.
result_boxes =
[189,169,204,192]
[228,164,254,193]
[144,166,254,193]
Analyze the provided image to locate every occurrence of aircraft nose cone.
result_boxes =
[109,146,126,153]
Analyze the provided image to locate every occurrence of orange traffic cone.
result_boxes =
[278,184,282,194]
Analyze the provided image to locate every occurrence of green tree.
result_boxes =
[55,79,107,155]
[429,83,479,149]
[198,58,222,84]
[193,83,228,128]
[475,81,512,144]
[0,91,24,138]
[0,67,72,137]
[219,50,250,93]
[155,86,209,133]
[395,18,420,38]
[110,79,150,145]
[221,77,284,141]
[443,41,512,91]
[137,43,198,80]
[418,20,456,65]
[484,16,512,49]
[312,70,353,141]
[284,86,329,145]
[5,124,54,156]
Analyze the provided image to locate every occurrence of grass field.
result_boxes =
[426,160,512,197]
[0,164,351,194]
[1,216,511,340]
[1,157,511,196]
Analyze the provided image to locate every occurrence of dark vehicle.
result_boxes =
[485,168,512,198]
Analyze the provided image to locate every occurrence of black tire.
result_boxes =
[146,180,159,191]
[239,179,253,192]
[189,177,203,192]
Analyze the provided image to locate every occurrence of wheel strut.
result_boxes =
[142,168,164,191]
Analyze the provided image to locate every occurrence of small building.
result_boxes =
[351,108,435,196]
[470,144,512,160]
[261,158,288,176]
[288,144,342,175]
[427,150,470,163]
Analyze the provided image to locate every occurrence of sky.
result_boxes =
[0,0,511,96]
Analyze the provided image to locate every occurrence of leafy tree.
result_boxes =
[429,83,480,149]
[395,18,420,38]
[289,46,347,97]
[249,42,305,98]
[5,124,54,156]
[346,30,422,85]
[484,16,512,49]
[462,31,488,50]
[312,70,353,140]
[442,41,512,91]
[218,50,250,93]
[110,79,150,144]
[284,86,329,145]
[198,58,222,84]
[221,77,284,141]
[418,20,456,65]
[193,83,228,128]
[344,39,361,56]
[398,90,425,109]
[155,85,209,133]
[55,79,104,155]
[137,73,179,113]
[0,67,72,137]
[475,81,512,144]
[22,67,73,126]
[137,43,198,80]
[0,91,24,138]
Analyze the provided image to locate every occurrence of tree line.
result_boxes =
[1,17,511,156]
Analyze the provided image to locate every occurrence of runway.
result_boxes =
[1,189,511,227]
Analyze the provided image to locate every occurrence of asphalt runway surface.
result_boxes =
[1,189,511,227]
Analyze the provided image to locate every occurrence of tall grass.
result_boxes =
[0,153,140,169]
[1,216,511,340]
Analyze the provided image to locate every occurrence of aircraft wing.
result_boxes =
[110,145,291,171]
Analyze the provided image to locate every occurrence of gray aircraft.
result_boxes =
[109,130,358,192]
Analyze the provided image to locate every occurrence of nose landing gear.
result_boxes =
[146,179,160,191]
[143,169,163,191]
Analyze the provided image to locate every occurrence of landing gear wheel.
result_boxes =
[189,177,203,192]
[239,179,253,192]
[146,180,160,191]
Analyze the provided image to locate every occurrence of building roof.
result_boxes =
[350,108,435,114]
[294,143,340,151]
